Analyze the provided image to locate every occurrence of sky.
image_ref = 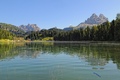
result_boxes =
[0,0,120,29]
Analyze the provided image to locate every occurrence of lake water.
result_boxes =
[0,42,120,80]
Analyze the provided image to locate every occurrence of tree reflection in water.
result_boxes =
[0,42,120,69]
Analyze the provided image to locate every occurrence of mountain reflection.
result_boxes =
[0,42,120,69]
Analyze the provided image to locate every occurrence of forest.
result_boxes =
[0,29,15,40]
[1,16,120,41]
[0,23,25,37]
[25,18,120,41]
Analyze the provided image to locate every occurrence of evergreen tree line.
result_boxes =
[25,18,120,41]
[25,28,63,40]
[0,29,15,40]
[54,19,120,41]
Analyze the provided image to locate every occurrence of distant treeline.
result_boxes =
[25,18,120,41]
[1,18,120,41]
[54,21,112,41]
[25,28,63,40]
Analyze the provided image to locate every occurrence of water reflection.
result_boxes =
[0,42,120,69]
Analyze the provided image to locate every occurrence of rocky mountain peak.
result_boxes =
[99,14,108,21]
[99,14,105,18]
[19,24,40,32]
[84,13,108,24]
[74,13,108,29]
[64,13,108,31]
[91,13,98,18]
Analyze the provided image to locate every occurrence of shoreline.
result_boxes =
[29,40,120,43]
[1,39,120,44]
[26,41,120,45]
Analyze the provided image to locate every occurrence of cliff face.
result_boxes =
[19,24,40,32]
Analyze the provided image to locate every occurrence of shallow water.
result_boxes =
[0,42,120,80]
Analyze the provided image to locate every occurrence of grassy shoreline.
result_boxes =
[0,39,27,43]
[1,39,120,44]
[0,39,13,43]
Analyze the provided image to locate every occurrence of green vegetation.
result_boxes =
[25,28,63,41]
[0,29,25,43]
[1,14,120,41]
[41,37,53,41]
[0,23,26,42]
[0,23,25,37]
[0,29,15,40]
[24,15,120,41]
[54,19,120,41]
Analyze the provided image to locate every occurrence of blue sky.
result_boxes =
[0,0,120,29]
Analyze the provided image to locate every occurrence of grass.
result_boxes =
[0,38,26,43]
[0,39,13,43]
[41,37,53,41]
[0,37,53,44]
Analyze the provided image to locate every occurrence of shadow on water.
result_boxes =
[0,42,120,69]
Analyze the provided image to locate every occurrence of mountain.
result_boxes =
[77,13,108,29]
[63,26,74,31]
[19,24,40,32]
[48,27,63,31]
[63,13,108,31]
[0,23,25,37]
[84,13,108,24]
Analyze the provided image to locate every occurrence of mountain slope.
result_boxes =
[63,26,74,31]
[0,23,25,37]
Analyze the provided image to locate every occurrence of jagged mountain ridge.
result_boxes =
[64,13,108,31]
[84,13,108,24]
[77,13,108,29]
[19,24,40,32]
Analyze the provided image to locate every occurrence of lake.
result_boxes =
[0,42,120,80]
